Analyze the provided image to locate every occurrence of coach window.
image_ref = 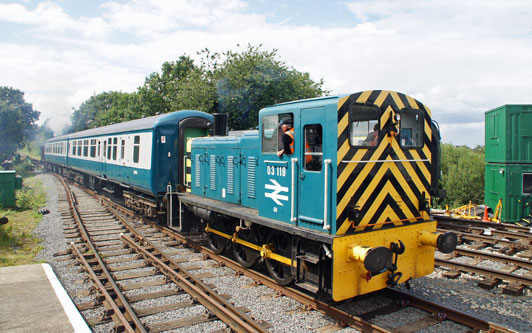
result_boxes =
[97,141,101,157]
[399,109,424,148]
[107,138,112,159]
[77,140,82,155]
[304,124,323,171]
[72,141,76,156]
[83,140,89,157]
[112,138,117,160]
[133,135,140,163]
[348,105,379,147]
[90,139,96,158]
[121,139,125,160]
[103,141,107,158]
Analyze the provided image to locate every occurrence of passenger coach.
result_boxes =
[44,111,212,217]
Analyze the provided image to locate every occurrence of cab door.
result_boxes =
[298,107,328,231]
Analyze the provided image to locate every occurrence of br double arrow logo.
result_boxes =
[264,179,289,206]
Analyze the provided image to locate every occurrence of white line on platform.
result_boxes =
[42,263,91,333]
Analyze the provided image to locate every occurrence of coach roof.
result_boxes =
[47,110,212,143]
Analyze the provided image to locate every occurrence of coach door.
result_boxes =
[100,139,107,177]
[298,107,330,231]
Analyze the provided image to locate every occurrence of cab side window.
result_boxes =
[400,109,424,148]
[304,124,322,171]
[261,113,294,153]
[348,105,379,147]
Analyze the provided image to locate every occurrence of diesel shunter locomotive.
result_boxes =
[180,90,457,301]
[43,90,456,301]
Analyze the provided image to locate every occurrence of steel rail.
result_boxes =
[96,193,268,333]
[89,185,517,332]
[437,222,532,242]
[433,215,532,234]
[435,258,532,286]
[92,195,389,332]
[70,244,136,333]
[148,224,391,332]
[452,247,532,269]
[383,289,516,333]
[436,228,529,249]
[57,176,147,332]
[121,235,267,333]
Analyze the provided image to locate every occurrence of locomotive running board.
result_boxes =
[177,193,336,245]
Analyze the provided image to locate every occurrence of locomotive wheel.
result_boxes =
[232,228,260,268]
[207,216,230,255]
[265,232,295,285]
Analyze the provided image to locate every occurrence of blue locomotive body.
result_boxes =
[191,131,259,208]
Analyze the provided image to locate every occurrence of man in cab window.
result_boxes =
[277,119,294,157]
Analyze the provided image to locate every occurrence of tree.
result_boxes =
[0,87,40,160]
[437,144,485,208]
[210,45,326,130]
[70,91,130,132]
[137,56,200,116]
[70,45,327,130]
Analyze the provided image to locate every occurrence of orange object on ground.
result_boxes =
[482,206,489,222]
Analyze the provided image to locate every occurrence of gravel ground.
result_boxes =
[396,267,532,332]
[33,174,532,332]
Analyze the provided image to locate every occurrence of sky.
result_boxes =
[1,0,532,147]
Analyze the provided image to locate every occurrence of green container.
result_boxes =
[0,170,16,207]
[485,163,532,222]
[485,105,532,163]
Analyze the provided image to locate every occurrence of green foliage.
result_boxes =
[12,158,34,178]
[15,176,46,210]
[437,144,485,208]
[212,45,326,129]
[69,45,326,130]
[0,176,45,266]
[0,87,40,160]
[70,91,131,131]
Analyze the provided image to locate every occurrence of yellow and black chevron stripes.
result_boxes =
[336,90,433,235]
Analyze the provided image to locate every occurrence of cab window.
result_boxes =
[348,105,379,147]
[304,124,322,171]
[400,109,424,148]
[261,113,293,153]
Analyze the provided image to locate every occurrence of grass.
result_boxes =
[0,176,47,267]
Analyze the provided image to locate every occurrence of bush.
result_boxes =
[16,177,46,210]
[434,144,484,208]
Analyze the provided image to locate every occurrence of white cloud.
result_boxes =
[0,0,531,146]
[0,1,111,38]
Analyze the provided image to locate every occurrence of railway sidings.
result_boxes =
[27,173,530,332]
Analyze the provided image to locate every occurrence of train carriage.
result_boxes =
[44,110,212,217]
[180,90,456,301]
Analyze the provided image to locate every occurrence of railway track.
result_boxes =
[433,214,532,295]
[57,176,267,332]
[46,174,516,333]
